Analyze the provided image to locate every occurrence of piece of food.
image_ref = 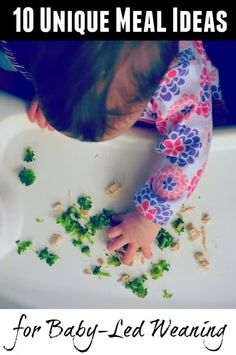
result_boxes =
[93,266,111,277]
[77,196,92,211]
[86,209,113,235]
[186,223,200,241]
[194,251,210,269]
[107,255,121,267]
[97,258,104,265]
[150,260,170,280]
[18,167,36,186]
[52,202,63,214]
[81,209,89,216]
[50,234,63,247]
[201,225,207,251]
[36,218,44,223]
[170,241,180,251]
[24,147,35,162]
[72,239,83,247]
[84,268,92,275]
[201,213,211,225]
[125,275,148,298]
[37,247,59,266]
[56,205,86,240]
[134,251,145,264]
[117,274,132,284]
[105,181,123,197]
[156,228,174,251]
[180,205,195,214]
[16,240,32,254]
[81,245,91,256]
[56,197,114,246]
[172,216,185,235]
[162,289,173,299]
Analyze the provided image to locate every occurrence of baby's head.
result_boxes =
[30,41,178,141]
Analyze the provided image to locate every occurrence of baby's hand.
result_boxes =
[107,211,161,265]
[28,99,55,131]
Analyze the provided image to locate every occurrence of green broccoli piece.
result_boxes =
[156,228,174,251]
[72,239,83,247]
[81,245,91,256]
[125,275,148,298]
[56,200,113,246]
[18,167,36,186]
[163,289,173,299]
[56,207,86,236]
[150,260,170,280]
[172,216,185,235]
[37,247,59,266]
[77,196,92,211]
[87,209,113,235]
[16,240,32,254]
[67,205,81,219]
[107,255,121,267]
[93,266,111,277]
[24,147,35,162]
[36,218,44,223]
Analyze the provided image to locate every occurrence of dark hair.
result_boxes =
[28,41,178,141]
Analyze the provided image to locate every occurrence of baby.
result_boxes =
[0,40,221,265]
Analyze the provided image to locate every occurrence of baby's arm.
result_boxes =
[108,41,218,265]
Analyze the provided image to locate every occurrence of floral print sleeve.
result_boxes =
[134,41,220,226]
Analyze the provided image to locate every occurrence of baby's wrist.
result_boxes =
[135,208,161,233]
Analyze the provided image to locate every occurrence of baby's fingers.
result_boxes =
[37,110,47,129]
[46,122,55,131]
[122,244,137,266]
[141,245,153,259]
[107,225,122,239]
[28,99,39,123]
[107,235,127,251]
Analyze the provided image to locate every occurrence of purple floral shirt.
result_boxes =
[134,41,222,226]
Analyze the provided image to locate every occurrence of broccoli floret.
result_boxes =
[107,255,121,267]
[150,260,170,280]
[24,147,35,162]
[125,275,148,298]
[56,200,113,246]
[162,289,173,299]
[87,209,113,235]
[36,218,44,223]
[93,266,111,277]
[156,228,174,251]
[56,207,86,236]
[16,240,32,254]
[37,247,59,266]
[68,205,81,219]
[172,216,185,235]
[77,196,92,211]
[18,167,36,186]
[72,239,83,247]
[81,245,91,256]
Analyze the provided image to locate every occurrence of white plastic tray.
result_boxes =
[0,93,235,308]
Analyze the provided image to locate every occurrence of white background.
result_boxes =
[0,309,234,354]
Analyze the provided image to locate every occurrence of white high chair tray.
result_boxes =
[0,93,235,309]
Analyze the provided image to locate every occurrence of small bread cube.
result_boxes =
[106,182,123,197]
[50,233,63,247]
[186,223,200,241]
